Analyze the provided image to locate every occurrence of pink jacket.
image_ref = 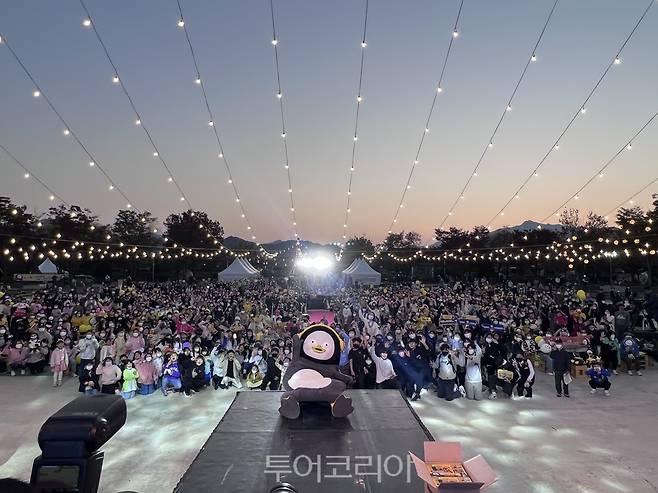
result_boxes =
[124,335,145,357]
[49,347,69,372]
[2,346,29,364]
[175,319,194,334]
[95,363,122,385]
[135,359,159,385]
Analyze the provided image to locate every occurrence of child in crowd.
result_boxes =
[49,339,69,387]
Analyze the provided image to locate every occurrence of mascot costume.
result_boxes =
[279,324,354,419]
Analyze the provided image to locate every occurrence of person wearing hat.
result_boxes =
[586,360,611,396]
[620,333,642,376]
[435,344,461,401]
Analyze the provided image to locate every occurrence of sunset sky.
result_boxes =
[1,0,657,244]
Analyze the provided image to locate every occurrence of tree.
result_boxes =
[434,227,470,250]
[583,212,612,239]
[112,210,160,246]
[615,206,647,236]
[164,210,224,248]
[345,235,374,254]
[383,232,405,250]
[559,208,580,236]
[404,231,421,248]
[0,197,35,236]
[46,205,109,241]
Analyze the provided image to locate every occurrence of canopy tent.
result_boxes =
[218,258,260,282]
[342,258,381,285]
[38,258,58,274]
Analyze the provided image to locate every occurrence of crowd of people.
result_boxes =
[1,276,656,403]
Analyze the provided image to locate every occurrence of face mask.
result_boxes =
[464,333,471,339]
[610,335,615,340]
[105,361,112,366]
[16,344,23,349]
[441,351,448,356]
[251,367,258,373]
[366,359,372,365]
[516,359,524,364]
[133,332,139,337]
[146,356,153,362]
[284,350,290,355]
[0,329,5,334]
[556,345,563,350]
[349,332,355,338]
[515,337,521,341]
[86,334,92,339]
[257,350,262,355]
[155,353,162,358]
[485,337,493,343]
[85,365,93,370]
[380,353,388,360]
[60,331,67,337]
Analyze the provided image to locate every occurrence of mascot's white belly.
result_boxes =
[287,368,332,389]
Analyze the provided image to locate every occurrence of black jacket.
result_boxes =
[550,349,571,373]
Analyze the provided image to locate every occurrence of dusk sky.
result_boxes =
[1,0,657,245]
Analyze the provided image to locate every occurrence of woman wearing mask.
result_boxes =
[246,364,264,390]
[161,353,182,396]
[78,361,99,395]
[96,357,122,394]
[464,346,483,400]
[514,353,535,398]
[2,341,29,376]
[600,331,620,375]
[124,329,145,359]
[121,361,139,399]
[136,353,159,395]
[49,339,69,387]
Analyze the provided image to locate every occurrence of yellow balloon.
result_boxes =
[576,289,586,301]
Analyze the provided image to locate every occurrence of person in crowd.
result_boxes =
[514,352,535,399]
[481,333,503,399]
[220,350,243,389]
[96,357,122,395]
[261,347,282,390]
[49,339,69,387]
[246,364,264,389]
[161,353,182,396]
[77,333,99,375]
[600,331,620,375]
[79,360,99,395]
[368,338,398,389]
[121,360,139,399]
[464,345,482,400]
[349,337,369,389]
[2,341,29,376]
[435,344,461,401]
[135,353,158,395]
[620,333,642,376]
[587,360,611,396]
[550,339,571,397]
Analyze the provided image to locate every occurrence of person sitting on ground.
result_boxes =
[121,360,139,399]
[246,364,264,389]
[219,350,243,389]
[586,360,611,396]
[161,353,182,396]
[435,344,461,401]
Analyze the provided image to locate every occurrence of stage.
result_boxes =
[173,390,432,493]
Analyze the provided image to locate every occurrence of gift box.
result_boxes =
[570,364,587,378]
[410,442,497,493]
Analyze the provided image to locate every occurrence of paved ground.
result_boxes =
[0,369,656,493]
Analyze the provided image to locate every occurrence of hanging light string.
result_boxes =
[603,176,658,218]
[340,0,370,247]
[79,0,192,210]
[540,111,658,223]
[0,32,139,211]
[175,0,271,256]
[269,0,300,242]
[484,0,655,228]
[384,0,465,238]
[438,0,559,229]
[0,143,70,206]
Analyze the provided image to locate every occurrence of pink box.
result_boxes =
[409,442,497,492]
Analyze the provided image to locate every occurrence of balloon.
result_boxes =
[576,290,586,301]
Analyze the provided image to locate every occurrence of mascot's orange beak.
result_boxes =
[311,344,326,354]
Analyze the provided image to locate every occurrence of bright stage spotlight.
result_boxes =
[295,253,335,274]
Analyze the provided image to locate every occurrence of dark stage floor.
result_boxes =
[173,389,433,493]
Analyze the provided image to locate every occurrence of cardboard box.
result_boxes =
[570,364,587,378]
[410,442,497,493]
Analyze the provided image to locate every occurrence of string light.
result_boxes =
[0,29,140,211]
[436,0,559,229]
[603,176,658,218]
[540,111,658,223]
[384,0,464,239]
[269,0,300,241]
[484,0,654,229]
[78,0,193,213]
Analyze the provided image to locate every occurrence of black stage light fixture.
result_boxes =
[30,394,126,493]
[269,483,299,493]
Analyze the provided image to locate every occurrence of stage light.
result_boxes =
[295,253,335,273]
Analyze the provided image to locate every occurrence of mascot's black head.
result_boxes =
[298,324,343,366]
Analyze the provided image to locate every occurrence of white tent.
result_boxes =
[342,258,381,285]
[218,258,260,282]
[38,258,58,274]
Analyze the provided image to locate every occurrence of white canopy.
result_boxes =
[342,258,381,285]
[38,258,58,274]
[218,258,260,281]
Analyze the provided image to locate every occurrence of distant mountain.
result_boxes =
[222,236,324,251]
[493,220,563,233]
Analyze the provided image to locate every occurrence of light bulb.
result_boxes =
[414,160,419,165]
[281,132,286,138]
[135,119,141,125]
[82,19,91,27]
[407,185,411,189]
[460,195,464,199]
[24,173,30,179]
[218,153,224,158]
[488,142,493,148]
[424,127,430,133]
[108,185,114,190]
[598,173,604,178]
[575,195,580,200]
[271,39,278,45]
[437,86,443,93]
[626,143,632,150]
[356,95,362,102]
[361,41,367,48]
[452,30,459,38]
[112,75,119,83]
[167,177,173,182]
[33,90,41,98]
[534,172,539,177]
[228,179,233,184]
[127,203,132,208]
[277,91,282,99]
[49,195,55,201]
[554,144,560,150]
[180,197,185,201]
[531,54,537,62]
[63,129,70,136]
[614,57,621,65]
[353,135,358,141]
[208,120,214,126]
[580,107,587,114]
[473,172,478,177]
[89,161,95,167]
[194,77,201,85]
[177,19,185,27]
[153,152,158,157]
